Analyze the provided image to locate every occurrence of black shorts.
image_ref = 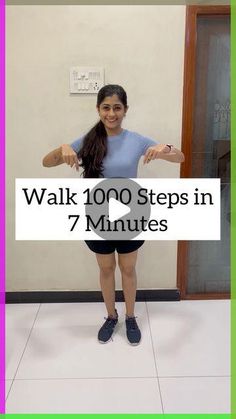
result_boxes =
[85,240,145,254]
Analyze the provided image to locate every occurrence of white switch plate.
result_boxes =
[70,67,104,94]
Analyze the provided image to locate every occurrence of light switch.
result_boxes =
[70,67,104,94]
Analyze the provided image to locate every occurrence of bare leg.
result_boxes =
[96,252,117,318]
[118,250,138,317]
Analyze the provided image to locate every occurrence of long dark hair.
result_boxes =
[77,84,127,178]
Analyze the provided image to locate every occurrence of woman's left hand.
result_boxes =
[143,144,170,164]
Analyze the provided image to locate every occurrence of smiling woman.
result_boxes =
[97,95,128,136]
[42,84,185,346]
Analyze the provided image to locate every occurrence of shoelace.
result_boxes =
[126,316,138,330]
[103,316,118,329]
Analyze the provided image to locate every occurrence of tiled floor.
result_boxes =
[5,300,230,413]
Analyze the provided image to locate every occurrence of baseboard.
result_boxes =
[6,289,180,303]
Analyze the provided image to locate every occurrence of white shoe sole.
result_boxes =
[127,340,141,346]
[98,338,112,344]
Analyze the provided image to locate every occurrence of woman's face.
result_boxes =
[97,94,128,135]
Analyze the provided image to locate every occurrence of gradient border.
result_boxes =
[2,1,233,418]
[0,0,5,414]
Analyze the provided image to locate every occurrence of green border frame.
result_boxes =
[4,1,234,418]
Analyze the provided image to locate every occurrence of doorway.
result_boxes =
[177,6,230,299]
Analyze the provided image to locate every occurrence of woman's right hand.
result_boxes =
[61,144,80,171]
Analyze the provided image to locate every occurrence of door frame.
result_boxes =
[177,5,230,300]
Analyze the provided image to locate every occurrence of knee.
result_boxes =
[118,263,136,277]
[99,263,116,277]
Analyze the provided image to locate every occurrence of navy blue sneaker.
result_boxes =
[98,310,118,343]
[125,316,141,346]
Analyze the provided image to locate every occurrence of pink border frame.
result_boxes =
[0,0,5,413]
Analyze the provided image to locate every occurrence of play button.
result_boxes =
[85,178,151,240]
[108,198,131,222]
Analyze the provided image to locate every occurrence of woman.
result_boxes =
[43,84,184,346]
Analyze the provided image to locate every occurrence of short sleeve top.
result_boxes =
[70,129,159,178]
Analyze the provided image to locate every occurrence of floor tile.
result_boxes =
[147,300,230,377]
[15,302,157,379]
[6,304,40,379]
[6,304,40,329]
[6,300,230,414]
[160,376,230,413]
[5,380,13,400]
[6,377,163,413]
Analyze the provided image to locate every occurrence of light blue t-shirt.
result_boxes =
[70,129,159,178]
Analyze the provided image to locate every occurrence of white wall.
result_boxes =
[6,5,186,291]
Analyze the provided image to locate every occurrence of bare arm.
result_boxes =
[42,144,80,170]
[157,146,185,163]
[144,144,185,164]
[42,147,64,167]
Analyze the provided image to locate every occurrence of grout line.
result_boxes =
[157,375,231,379]
[5,381,13,403]
[5,303,42,403]
[5,375,231,382]
[145,301,165,414]
[6,376,159,381]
